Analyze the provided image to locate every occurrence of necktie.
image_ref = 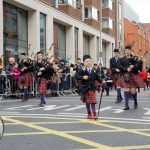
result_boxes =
[88,68,91,75]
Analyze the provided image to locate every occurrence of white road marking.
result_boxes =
[64,105,85,111]
[143,108,150,115]
[27,105,70,111]
[4,105,33,110]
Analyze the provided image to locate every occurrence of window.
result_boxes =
[102,0,113,10]
[102,18,113,29]
[83,34,90,55]
[119,3,122,20]
[74,28,78,61]
[58,0,77,7]
[84,7,98,21]
[97,37,100,62]
[3,3,28,67]
[119,23,122,40]
[40,13,46,54]
[54,22,66,59]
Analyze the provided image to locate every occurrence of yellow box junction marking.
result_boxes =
[2,116,115,150]
[2,115,150,150]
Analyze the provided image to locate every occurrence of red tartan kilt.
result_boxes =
[112,74,120,87]
[117,73,146,88]
[84,91,97,104]
[18,72,32,87]
[37,78,47,94]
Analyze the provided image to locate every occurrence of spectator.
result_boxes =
[11,62,20,92]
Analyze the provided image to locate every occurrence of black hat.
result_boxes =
[103,67,107,70]
[37,51,42,55]
[114,49,119,53]
[83,55,91,62]
[21,53,26,55]
[125,45,132,50]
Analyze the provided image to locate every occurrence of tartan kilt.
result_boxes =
[84,91,97,104]
[117,73,146,88]
[18,72,32,87]
[112,74,120,87]
[37,78,47,94]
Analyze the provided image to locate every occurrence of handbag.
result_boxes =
[20,76,26,83]
[123,73,131,82]
[114,74,118,81]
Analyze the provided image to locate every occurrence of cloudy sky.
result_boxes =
[125,0,150,23]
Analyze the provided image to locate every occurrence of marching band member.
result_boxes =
[110,49,123,103]
[18,53,33,102]
[75,55,105,120]
[33,52,54,107]
[117,46,146,110]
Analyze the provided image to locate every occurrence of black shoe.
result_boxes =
[115,97,121,103]
[43,101,46,104]
[123,106,129,110]
[115,100,121,103]
[39,103,44,107]
[134,103,138,109]
[120,96,123,101]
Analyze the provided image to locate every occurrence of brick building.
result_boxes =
[0,0,124,68]
[124,18,150,56]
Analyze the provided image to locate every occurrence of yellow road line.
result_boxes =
[80,119,150,137]
[3,116,116,150]
[4,132,49,136]
[114,145,150,150]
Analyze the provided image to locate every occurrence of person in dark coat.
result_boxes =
[75,55,105,119]
[34,51,54,107]
[110,49,123,103]
[18,53,33,102]
[117,46,146,110]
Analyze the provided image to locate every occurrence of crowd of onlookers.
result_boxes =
[0,56,150,98]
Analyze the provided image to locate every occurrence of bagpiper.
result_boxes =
[75,55,105,119]
[110,49,123,103]
[18,53,33,102]
[33,51,54,107]
[117,46,146,110]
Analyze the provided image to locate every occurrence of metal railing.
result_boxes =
[0,73,78,100]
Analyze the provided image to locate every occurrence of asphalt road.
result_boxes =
[0,89,150,150]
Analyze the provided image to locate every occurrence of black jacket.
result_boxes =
[18,58,33,75]
[6,63,14,74]
[110,57,120,75]
[75,67,103,93]
[33,59,54,80]
[118,55,143,75]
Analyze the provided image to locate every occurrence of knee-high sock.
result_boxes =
[116,88,121,97]
[132,92,137,104]
[40,93,44,103]
[124,91,130,106]
[24,88,28,97]
[86,103,90,112]
[91,104,96,112]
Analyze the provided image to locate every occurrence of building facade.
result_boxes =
[124,18,150,67]
[0,0,124,68]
